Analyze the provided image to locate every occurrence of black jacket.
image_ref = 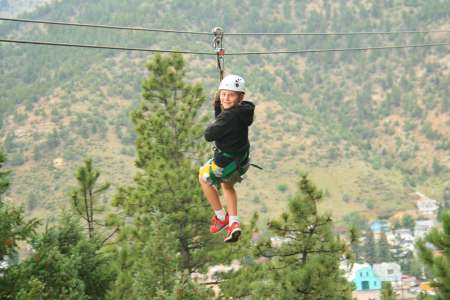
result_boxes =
[204,101,255,167]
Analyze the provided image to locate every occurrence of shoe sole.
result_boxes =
[224,228,241,243]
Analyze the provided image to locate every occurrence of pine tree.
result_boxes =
[439,187,450,221]
[107,211,212,299]
[401,214,415,231]
[376,232,392,263]
[220,175,353,299]
[416,212,450,300]
[0,148,10,197]
[0,147,37,269]
[108,53,225,298]
[71,158,110,239]
[1,212,116,300]
[364,229,377,265]
[381,281,395,300]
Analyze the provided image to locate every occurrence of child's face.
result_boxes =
[220,90,241,110]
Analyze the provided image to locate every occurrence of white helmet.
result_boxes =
[218,74,245,93]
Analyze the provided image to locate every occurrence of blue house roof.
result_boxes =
[370,220,390,233]
[370,222,382,232]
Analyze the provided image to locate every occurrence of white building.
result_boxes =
[385,231,397,246]
[393,229,414,242]
[416,192,439,219]
[0,261,8,278]
[414,219,437,240]
[270,236,292,247]
[373,262,402,283]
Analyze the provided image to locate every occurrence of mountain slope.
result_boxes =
[0,0,449,223]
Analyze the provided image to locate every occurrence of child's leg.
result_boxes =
[222,181,241,242]
[221,182,237,217]
[198,173,222,211]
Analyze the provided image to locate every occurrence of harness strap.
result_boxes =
[250,163,263,170]
[222,151,249,175]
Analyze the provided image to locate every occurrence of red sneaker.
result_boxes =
[210,213,229,234]
[224,222,241,243]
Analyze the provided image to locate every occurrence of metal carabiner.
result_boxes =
[212,27,225,81]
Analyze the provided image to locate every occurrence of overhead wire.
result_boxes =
[0,17,448,58]
[1,17,449,36]
[0,17,212,35]
[226,42,450,55]
[0,38,214,55]
[0,38,448,55]
[224,30,450,36]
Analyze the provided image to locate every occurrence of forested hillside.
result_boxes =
[0,0,52,17]
[0,0,449,224]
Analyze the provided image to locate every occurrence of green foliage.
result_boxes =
[343,212,369,230]
[108,54,221,298]
[0,0,449,223]
[364,229,376,265]
[0,147,38,263]
[416,212,450,300]
[220,175,353,299]
[376,232,392,263]
[381,281,395,300]
[0,148,10,196]
[0,213,116,300]
[106,211,212,300]
[401,214,415,231]
[71,158,110,239]
[276,184,288,192]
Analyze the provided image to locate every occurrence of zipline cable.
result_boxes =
[0,38,215,55]
[0,38,448,55]
[0,17,211,35]
[1,17,449,37]
[226,42,450,55]
[225,29,450,36]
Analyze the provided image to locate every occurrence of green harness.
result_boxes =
[208,150,250,188]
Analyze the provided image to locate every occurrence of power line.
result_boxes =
[226,42,450,55]
[0,38,448,55]
[1,17,449,37]
[225,30,450,36]
[0,38,214,55]
[0,17,212,35]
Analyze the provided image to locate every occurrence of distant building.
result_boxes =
[270,236,291,247]
[416,192,439,219]
[401,275,417,288]
[373,263,402,283]
[370,221,390,239]
[347,263,382,291]
[385,231,397,245]
[0,261,8,278]
[53,157,65,170]
[0,261,8,270]
[393,229,413,241]
[414,219,437,240]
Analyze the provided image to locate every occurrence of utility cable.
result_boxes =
[0,38,448,55]
[1,17,449,37]
[225,29,450,36]
[0,38,215,54]
[0,17,211,35]
[226,42,450,55]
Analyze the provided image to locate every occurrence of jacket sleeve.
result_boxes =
[204,111,233,142]
[214,100,222,118]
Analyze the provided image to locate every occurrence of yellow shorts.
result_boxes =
[199,158,249,187]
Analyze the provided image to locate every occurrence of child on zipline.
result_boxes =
[198,74,255,243]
